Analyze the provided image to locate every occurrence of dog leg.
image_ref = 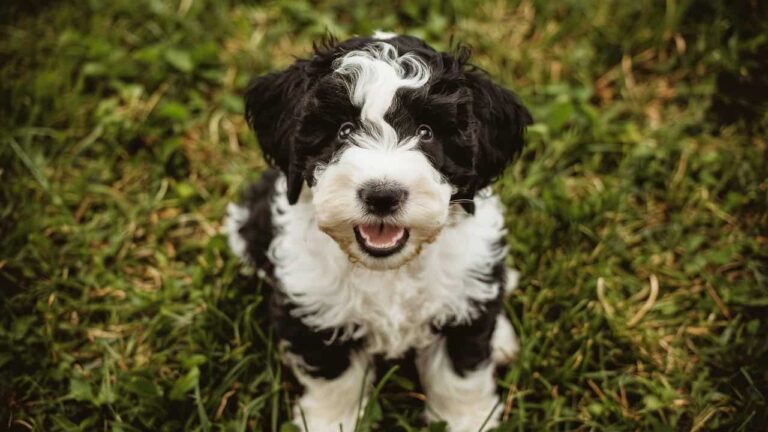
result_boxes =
[417,338,501,432]
[272,289,371,431]
[288,351,372,432]
[417,286,514,432]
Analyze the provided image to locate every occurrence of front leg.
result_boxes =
[417,300,517,431]
[289,351,371,432]
[272,291,371,432]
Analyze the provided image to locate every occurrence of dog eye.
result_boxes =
[417,125,433,142]
[338,122,355,140]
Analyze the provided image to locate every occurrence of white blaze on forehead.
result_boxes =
[333,42,430,149]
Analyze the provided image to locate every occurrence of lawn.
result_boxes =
[1,0,766,431]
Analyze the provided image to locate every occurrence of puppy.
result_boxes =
[226,32,532,432]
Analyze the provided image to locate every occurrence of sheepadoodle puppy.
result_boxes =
[225,31,532,432]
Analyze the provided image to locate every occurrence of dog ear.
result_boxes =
[465,70,532,191]
[244,61,313,204]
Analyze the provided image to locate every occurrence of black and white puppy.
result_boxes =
[225,31,532,432]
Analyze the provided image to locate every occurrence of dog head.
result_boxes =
[245,34,532,270]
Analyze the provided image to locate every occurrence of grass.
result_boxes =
[1,0,767,430]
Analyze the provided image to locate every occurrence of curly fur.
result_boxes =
[227,33,531,432]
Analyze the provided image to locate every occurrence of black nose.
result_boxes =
[357,181,409,216]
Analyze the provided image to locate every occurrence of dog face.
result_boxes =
[245,35,531,270]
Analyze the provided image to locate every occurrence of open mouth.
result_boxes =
[353,223,409,258]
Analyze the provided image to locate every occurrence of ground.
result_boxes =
[1,0,767,431]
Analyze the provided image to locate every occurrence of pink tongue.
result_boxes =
[358,224,404,248]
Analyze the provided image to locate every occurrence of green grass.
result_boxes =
[1,1,767,431]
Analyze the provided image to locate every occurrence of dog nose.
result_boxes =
[357,182,409,216]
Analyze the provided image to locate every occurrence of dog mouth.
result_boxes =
[353,223,409,258]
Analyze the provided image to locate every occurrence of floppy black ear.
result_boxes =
[465,71,533,191]
[244,61,313,204]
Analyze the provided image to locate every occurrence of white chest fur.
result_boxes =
[268,179,508,359]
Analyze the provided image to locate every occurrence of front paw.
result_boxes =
[491,314,519,366]
[293,401,360,432]
[426,393,501,432]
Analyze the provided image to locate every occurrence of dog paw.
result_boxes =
[504,268,520,294]
[292,402,360,432]
[426,394,501,432]
[491,313,519,366]
[223,203,249,262]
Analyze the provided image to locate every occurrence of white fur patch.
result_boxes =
[417,339,501,432]
[224,203,250,263]
[505,268,520,294]
[333,41,430,149]
[491,313,519,365]
[311,144,452,270]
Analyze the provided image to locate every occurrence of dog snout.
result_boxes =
[357,181,409,216]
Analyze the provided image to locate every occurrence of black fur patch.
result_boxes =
[271,290,362,380]
[439,238,507,376]
[237,168,281,271]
